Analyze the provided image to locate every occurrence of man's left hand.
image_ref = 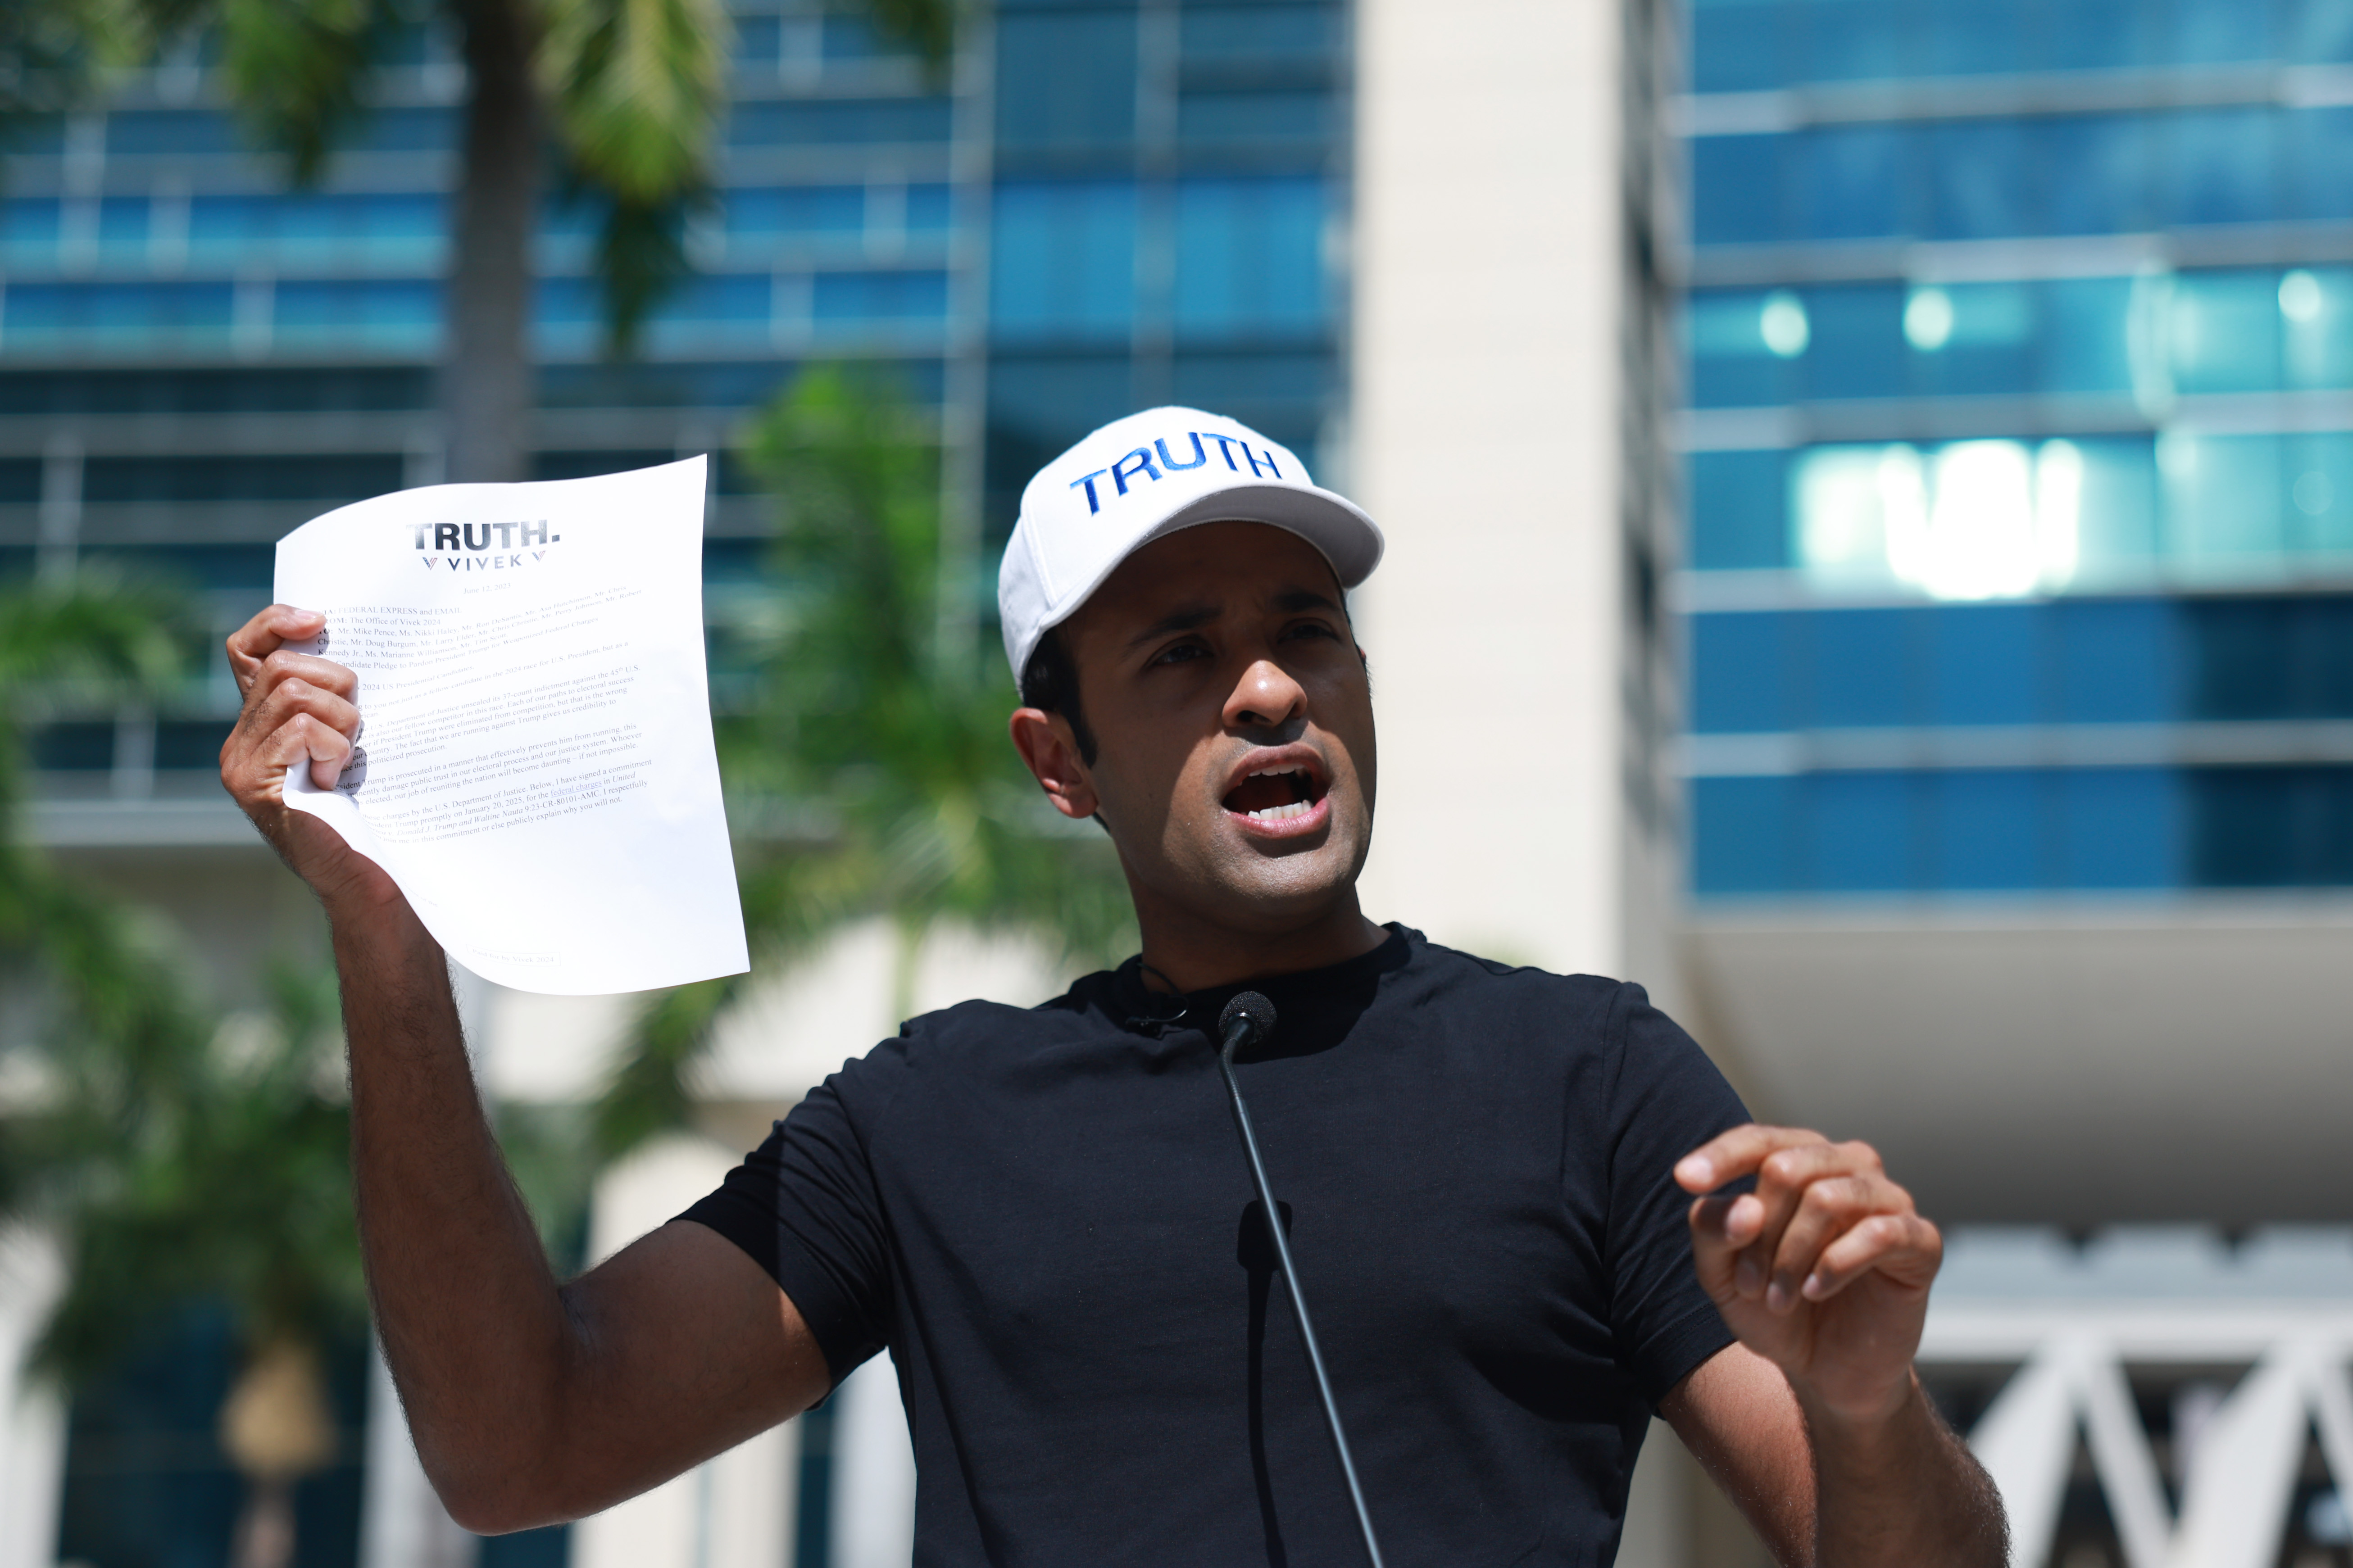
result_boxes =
[1675,1124,1942,1426]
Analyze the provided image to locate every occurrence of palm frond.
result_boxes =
[216,0,391,185]
[538,0,729,204]
[592,367,1131,1157]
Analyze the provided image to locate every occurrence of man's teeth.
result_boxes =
[1245,800,1314,822]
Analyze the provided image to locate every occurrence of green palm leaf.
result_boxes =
[594,367,1133,1158]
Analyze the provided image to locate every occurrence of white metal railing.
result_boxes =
[1923,1228,2353,1568]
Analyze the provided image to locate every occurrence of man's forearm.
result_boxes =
[336,893,575,1529]
[1806,1375,2006,1568]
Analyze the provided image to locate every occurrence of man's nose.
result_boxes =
[1225,658,1307,732]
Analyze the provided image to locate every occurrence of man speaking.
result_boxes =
[221,408,2005,1564]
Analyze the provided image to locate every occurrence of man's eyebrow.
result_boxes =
[1126,603,1221,649]
[1275,587,1345,616]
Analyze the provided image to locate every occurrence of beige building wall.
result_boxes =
[1349,0,1686,1018]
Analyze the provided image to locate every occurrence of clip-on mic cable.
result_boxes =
[1217,992,1387,1568]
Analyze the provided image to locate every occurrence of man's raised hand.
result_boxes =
[220,603,397,911]
[1676,1125,1943,1427]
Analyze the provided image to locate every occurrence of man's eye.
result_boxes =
[1151,641,1210,666]
[1283,620,1342,642]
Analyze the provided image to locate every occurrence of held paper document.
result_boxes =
[274,457,750,994]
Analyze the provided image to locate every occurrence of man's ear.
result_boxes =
[1009,707,1099,820]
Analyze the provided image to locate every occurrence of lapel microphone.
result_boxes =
[1216,992,1387,1568]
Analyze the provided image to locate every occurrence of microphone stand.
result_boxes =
[1217,995,1386,1568]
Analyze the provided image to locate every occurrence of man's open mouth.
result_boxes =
[1222,765,1326,824]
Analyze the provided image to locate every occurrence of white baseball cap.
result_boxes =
[997,406,1384,685]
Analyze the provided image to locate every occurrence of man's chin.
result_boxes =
[1204,836,1367,923]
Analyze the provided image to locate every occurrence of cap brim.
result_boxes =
[1008,482,1385,684]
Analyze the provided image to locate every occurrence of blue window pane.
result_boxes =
[349,108,456,152]
[2037,117,2153,236]
[3,281,235,352]
[0,199,59,268]
[1802,0,1909,82]
[1917,0,2025,75]
[2162,432,2286,566]
[2040,0,2161,69]
[1926,122,2026,240]
[906,184,952,232]
[2167,0,2274,64]
[1795,127,1910,241]
[275,280,440,352]
[1908,282,2034,396]
[726,186,866,239]
[106,110,238,155]
[2187,599,2301,720]
[1689,449,1789,569]
[5,117,64,155]
[990,182,1136,342]
[2286,432,2353,554]
[1929,605,2039,725]
[1692,775,1797,894]
[189,194,445,271]
[95,198,147,263]
[1806,608,1913,727]
[2189,767,2325,886]
[1802,284,1904,400]
[812,269,947,323]
[1808,772,1915,891]
[1178,92,1330,147]
[1931,770,2042,889]
[729,99,952,147]
[2291,0,2353,62]
[1692,612,1792,732]
[2059,768,2181,887]
[1692,137,1784,246]
[2072,436,2164,578]
[734,15,781,67]
[2169,271,2282,394]
[1688,290,1797,407]
[1181,6,1338,65]
[2052,599,2176,722]
[2164,109,2279,228]
[663,274,776,322]
[989,353,1133,455]
[996,13,1137,152]
[2289,109,2353,222]
[1172,178,1326,339]
[1692,0,1789,92]
[2039,276,2136,395]
[822,14,883,59]
[2282,266,2353,389]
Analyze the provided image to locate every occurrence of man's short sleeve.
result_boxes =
[1601,982,1751,1404]
[677,1037,908,1385]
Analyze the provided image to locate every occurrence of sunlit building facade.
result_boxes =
[1675,5,2353,1564]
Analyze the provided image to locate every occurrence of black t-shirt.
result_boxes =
[683,925,1748,1566]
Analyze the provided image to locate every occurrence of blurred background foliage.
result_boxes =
[596,365,1135,1156]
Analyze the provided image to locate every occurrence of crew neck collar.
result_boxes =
[1111,923,1416,1042]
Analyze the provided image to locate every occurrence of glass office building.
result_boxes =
[1,0,1346,798]
[1681,0,2353,896]
[0,4,1347,1565]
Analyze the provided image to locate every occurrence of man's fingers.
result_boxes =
[1801,1213,1944,1302]
[225,604,326,693]
[238,711,354,796]
[1675,1124,1830,1193]
[230,680,359,792]
[1687,1189,1771,1304]
[1763,1172,1912,1313]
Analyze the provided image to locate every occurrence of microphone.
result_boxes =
[1216,992,1386,1568]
